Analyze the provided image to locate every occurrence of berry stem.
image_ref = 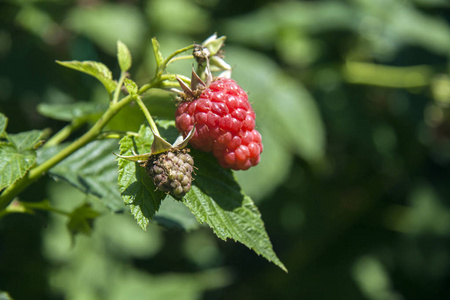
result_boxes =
[155,44,195,79]
[97,130,140,140]
[162,45,195,70]
[112,71,127,105]
[134,95,160,136]
[43,120,85,148]
[166,55,194,67]
[21,201,71,217]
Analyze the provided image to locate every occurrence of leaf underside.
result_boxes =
[57,60,117,94]
[38,140,124,212]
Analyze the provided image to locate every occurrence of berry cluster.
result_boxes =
[176,78,262,170]
[144,149,194,199]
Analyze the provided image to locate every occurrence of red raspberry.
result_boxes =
[175,78,262,170]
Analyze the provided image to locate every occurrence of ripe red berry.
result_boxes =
[175,78,262,170]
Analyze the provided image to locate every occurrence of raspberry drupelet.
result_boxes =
[175,76,263,171]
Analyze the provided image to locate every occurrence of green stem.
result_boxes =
[44,121,84,148]
[0,43,191,210]
[166,55,194,67]
[112,71,127,104]
[135,95,160,136]
[0,94,133,210]
[97,130,139,140]
[157,44,195,78]
[22,202,70,216]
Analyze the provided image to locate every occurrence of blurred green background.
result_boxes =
[2,0,450,299]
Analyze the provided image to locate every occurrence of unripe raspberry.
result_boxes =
[144,149,194,199]
[175,77,262,170]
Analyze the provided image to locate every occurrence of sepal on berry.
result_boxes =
[175,67,212,102]
[114,127,195,163]
[114,127,195,199]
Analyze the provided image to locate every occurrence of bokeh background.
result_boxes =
[2,0,450,299]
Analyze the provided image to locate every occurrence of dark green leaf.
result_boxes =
[56,60,117,94]
[67,203,100,236]
[0,144,36,190]
[37,102,107,122]
[117,40,132,72]
[184,149,287,272]
[117,125,165,230]
[0,113,7,136]
[37,140,124,211]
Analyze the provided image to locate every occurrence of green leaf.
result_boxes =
[67,203,100,237]
[151,37,164,69]
[0,144,36,191]
[65,4,146,55]
[153,197,201,231]
[0,291,14,300]
[117,40,132,72]
[124,78,138,95]
[8,130,46,151]
[184,149,287,272]
[37,102,107,122]
[0,113,7,136]
[117,125,165,230]
[56,60,117,95]
[37,140,124,211]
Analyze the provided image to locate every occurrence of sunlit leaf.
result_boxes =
[38,102,107,122]
[0,144,36,191]
[117,125,165,230]
[117,40,132,72]
[0,113,7,136]
[153,197,201,231]
[56,60,117,95]
[124,78,138,95]
[151,38,164,69]
[184,150,287,272]
[8,130,47,151]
